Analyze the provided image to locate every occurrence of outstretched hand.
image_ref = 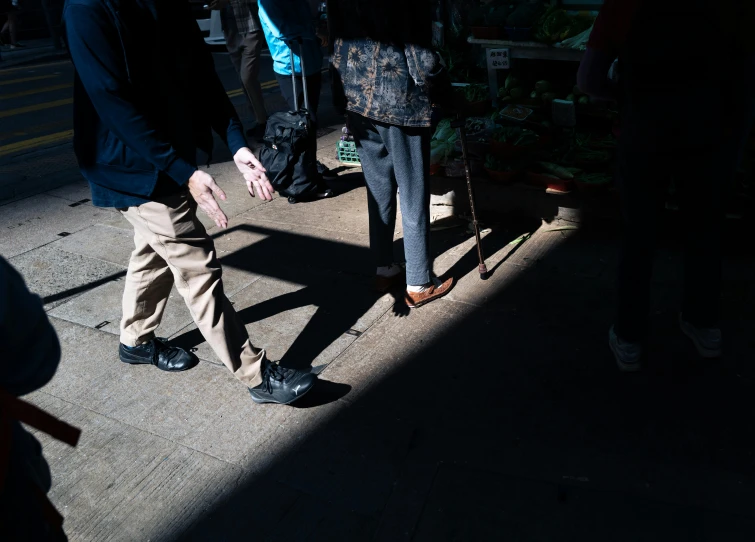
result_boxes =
[187,169,228,229]
[234,147,275,201]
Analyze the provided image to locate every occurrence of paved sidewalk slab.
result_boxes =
[28,391,242,541]
[11,245,125,309]
[44,317,287,464]
[0,194,118,258]
[53,224,136,267]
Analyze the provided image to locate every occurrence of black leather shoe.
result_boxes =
[249,360,316,404]
[119,338,199,372]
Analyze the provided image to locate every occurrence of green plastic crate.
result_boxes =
[336,140,360,165]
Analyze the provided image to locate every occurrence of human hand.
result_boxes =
[188,169,228,229]
[317,31,329,48]
[208,0,229,10]
[234,147,275,201]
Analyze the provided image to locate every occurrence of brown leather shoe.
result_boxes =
[404,277,455,308]
[374,269,406,293]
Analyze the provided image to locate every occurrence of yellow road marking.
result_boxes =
[0,97,72,119]
[0,118,70,142]
[0,74,58,87]
[0,129,73,158]
[1,80,281,156]
[0,83,72,100]
[0,59,69,75]
[226,80,279,98]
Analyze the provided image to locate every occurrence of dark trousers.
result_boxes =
[348,113,432,286]
[614,144,725,342]
[275,72,323,190]
[226,29,268,125]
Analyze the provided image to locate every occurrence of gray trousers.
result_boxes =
[224,16,268,125]
[349,113,432,286]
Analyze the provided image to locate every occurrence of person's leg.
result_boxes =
[239,30,268,125]
[677,148,723,327]
[223,13,244,76]
[118,219,175,347]
[7,12,16,45]
[674,148,725,357]
[122,192,265,387]
[349,112,399,271]
[384,125,433,287]
[1,12,17,44]
[614,147,670,344]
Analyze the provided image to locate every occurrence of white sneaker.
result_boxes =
[609,326,642,372]
[679,314,722,358]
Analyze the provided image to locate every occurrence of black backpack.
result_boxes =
[257,44,322,201]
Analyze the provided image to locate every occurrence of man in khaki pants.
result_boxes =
[64,0,315,404]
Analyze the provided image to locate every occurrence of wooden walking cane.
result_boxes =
[451,115,489,280]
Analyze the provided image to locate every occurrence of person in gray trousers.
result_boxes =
[328,0,454,308]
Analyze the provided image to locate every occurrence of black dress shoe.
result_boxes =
[119,338,199,372]
[249,360,316,404]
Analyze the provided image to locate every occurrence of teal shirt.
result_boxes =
[258,0,323,76]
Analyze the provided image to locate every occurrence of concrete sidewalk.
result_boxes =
[2,126,755,540]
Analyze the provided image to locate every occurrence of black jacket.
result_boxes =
[64,0,247,207]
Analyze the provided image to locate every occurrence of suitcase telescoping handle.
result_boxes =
[288,38,310,113]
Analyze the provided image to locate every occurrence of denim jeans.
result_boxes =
[348,113,432,286]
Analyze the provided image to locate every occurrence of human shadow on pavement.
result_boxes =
[172,218,538,376]
[176,212,755,541]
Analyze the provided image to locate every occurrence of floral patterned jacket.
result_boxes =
[330,38,447,128]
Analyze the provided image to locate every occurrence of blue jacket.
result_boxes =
[258,0,323,77]
[63,0,247,208]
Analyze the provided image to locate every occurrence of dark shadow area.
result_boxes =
[289,380,352,409]
[174,207,755,541]
[322,170,365,197]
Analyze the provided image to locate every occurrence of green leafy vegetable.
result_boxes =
[454,84,489,103]
[492,126,539,146]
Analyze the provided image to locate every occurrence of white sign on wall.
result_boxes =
[487,48,510,70]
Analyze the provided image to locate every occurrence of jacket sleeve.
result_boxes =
[404,44,453,108]
[0,258,61,397]
[64,3,197,185]
[182,3,247,154]
[258,0,315,41]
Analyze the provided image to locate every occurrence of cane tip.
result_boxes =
[479,264,489,280]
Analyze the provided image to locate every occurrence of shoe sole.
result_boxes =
[250,380,316,405]
[679,317,722,359]
[119,354,199,372]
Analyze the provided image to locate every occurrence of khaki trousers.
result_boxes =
[119,191,264,387]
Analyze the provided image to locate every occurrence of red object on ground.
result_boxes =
[526,171,574,193]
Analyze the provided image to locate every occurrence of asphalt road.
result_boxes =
[0,50,279,165]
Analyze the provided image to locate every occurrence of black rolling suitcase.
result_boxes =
[257,41,330,203]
